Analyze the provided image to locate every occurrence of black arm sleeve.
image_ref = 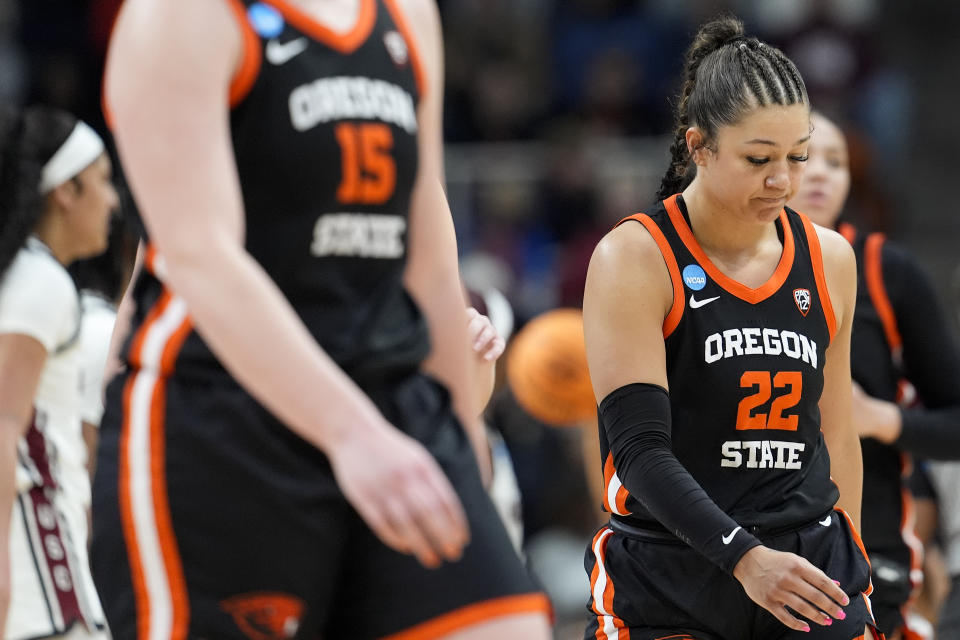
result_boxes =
[600,383,762,574]
[884,243,960,459]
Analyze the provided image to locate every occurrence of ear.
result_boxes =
[685,127,710,166]
[46,179,80,213]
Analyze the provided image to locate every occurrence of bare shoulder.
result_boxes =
[812,222,856,272]
[107,0,241,120]
[109,0,240,75]
[589,219,670,284]
[810,221,857,326]
[390,0,441,55]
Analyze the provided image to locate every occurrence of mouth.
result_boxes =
[757,196,787,205]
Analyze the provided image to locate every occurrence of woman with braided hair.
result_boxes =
[582,17,879,639]
[0,105,117,638]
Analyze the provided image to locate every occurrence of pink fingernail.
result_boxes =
[802,625,810,633]
[837,610,846,620]
[833,580,841,585]
[823,618,832,626]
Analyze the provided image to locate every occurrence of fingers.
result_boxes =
[466,308,503,361]
[761,598,811,633]
[361,456,470,569]
[769,564,850,630]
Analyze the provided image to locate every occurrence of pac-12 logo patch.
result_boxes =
[383,30,409,66]
[247,3,286,39]
[794,288,811,317]
[221,592,304,640]
[682,264,707,291]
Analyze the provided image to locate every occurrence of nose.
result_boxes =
[765,169,788,191]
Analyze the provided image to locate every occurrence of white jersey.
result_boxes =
[77,291,116,429]
[1,239,106,639]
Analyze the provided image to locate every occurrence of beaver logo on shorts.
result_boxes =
[221,592,304,640]
[793,288,811,317]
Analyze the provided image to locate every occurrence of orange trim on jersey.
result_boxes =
[864,233,902,353]
[898,453,924,593]
[224,0,264,108]
[382,0,427,98]
[799,213,838,342]
[588,527,629,640]
[616,213,685,338]
[265,0,376,55]
[663,195,795,305]
[119,290,194,639]
[118,366,150,638]
[144,245,159,276]
[602,453,630,515]
[382,593,551,640]
[837,222,857,245]
[835,506,870,568]
[835,507,873,599]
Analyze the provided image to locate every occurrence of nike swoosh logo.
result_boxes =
[689,294,720,309]
[721,526,742,545]
[819,515,832,527]
[265,37,309,65]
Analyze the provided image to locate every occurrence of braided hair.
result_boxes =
[657,17,808,201]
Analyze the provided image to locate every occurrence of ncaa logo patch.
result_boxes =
[383,30,409,66]
[247,3,285,39]
[682,264,707,291]
[794,288,811,317]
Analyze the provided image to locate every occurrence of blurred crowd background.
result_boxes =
[2,0,955,316]
[5,0,960,636]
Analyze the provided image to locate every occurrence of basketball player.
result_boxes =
[582,17,880,639]
[789,111,960,639]
[91,0,551,638]
[0,106,116,638]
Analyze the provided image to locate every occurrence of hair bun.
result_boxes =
[688,16,746,63]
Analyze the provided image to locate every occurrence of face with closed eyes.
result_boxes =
[689,103,811,224]
[787,112,850,228]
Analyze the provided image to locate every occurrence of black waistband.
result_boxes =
[609,510,835,543]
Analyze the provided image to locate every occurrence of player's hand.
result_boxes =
[466,307,505,363]
[850,382,902,444]
[327,419,470,569]
[733,545,850,632]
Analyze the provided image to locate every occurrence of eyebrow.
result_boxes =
[743,135,811,146]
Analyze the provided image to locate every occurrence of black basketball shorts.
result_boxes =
[584,510,880,640]
[91,369,549,639]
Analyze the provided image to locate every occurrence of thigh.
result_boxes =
[324,376,549,638]
[92,373,350,639]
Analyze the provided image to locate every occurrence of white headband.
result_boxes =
[39,121,105,194]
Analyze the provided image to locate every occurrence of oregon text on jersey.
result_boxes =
[704,327,819,369]
[289,75,418,133]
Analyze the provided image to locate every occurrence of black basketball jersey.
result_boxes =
[600,194,840,532]
[124,0,430,384]
[840,223,921,574]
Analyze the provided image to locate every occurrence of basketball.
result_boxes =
[506,308,596,426]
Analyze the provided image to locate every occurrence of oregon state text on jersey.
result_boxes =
[124,0,430,384]
[600,194,839,533]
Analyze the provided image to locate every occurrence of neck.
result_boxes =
[681,182,780,260]
[32,213,75,266]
